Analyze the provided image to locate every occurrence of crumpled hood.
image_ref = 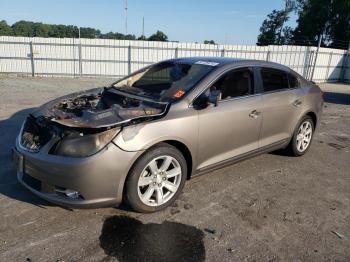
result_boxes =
[31,87,169,129]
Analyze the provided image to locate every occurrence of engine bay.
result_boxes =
[20,87,169,152]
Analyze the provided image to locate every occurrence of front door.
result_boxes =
[195,68,263,170]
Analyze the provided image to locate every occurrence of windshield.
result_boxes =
[112,61,215,102]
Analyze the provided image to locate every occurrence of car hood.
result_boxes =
[30,87,169,129]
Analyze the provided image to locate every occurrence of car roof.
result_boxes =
[167,57,292,72]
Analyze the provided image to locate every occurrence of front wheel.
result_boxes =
[288,116,314,156]
[125,143,187,213]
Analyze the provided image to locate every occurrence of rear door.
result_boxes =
[195,67,263,170]
[258,67,305,147]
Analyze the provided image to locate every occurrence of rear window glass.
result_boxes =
[261,68,289,92]
[288,74,299,88]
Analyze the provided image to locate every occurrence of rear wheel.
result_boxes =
[288,116,314,156]
[125,143,187,213]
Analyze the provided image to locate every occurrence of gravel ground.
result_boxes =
[0,76,349,262]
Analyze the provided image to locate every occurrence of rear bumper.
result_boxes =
[14,137,142,209]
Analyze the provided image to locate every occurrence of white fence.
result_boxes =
[0,36,349,83]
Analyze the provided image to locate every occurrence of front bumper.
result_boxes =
[14,137,142,208]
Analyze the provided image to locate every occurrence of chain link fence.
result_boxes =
[0,36,349,82]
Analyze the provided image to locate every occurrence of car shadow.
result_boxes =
[323,91,350,105]
[99,215,206,262]
[0,108,51,208]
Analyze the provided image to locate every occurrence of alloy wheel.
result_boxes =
[296,121,313,152]
[137,155,182,207]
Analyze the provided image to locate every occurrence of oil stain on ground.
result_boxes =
[99,215,205,262]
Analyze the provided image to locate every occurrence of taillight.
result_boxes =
[320,91,324,100]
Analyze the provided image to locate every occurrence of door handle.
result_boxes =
[293,99,302,107]
[249,110,261,119]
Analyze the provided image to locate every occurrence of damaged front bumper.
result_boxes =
[12,86,166,208]
[14,135,143,208]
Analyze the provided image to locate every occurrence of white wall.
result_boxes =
[0,36,348,82]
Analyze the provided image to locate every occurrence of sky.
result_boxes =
[1,0,297,45]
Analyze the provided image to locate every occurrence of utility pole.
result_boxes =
[311,33,323,81]
[278,0,292,44]
[124,0,128,35]
[78,27,81,39]
[142,17,145,37]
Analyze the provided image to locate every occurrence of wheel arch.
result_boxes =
[305,111,317,128]
[160,140,193,180]
[135,139,194,180]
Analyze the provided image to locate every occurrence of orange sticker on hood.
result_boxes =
[174,90,185,98]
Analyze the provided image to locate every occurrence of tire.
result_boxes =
[125,143,187,213]
[287,115,314,156]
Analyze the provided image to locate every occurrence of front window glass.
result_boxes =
[113,61,214,102]
[211,68,253,100]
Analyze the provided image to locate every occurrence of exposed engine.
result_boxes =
[20,87,168,152]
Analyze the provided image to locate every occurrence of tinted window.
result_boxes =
[212,69,253,100]
[288,73,299,88]
[261,68,289,92]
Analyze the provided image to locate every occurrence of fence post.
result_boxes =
[29,41,35,77]
[266,51,271,61]
[303,46,311,79]
[310,35,322,81]
[128,45,132,75]
[174,47,178,58]
[308,51,315,80]
[340,42,350,82]
[78,41,83,76]
[325,52,333,82]
[221,48,225,57]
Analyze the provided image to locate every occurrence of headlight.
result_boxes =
[54,128,120,157]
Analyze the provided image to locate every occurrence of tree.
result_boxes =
[0,20,171,42]
[0,20,13,36]
[148,31,168,41]
[124,34,136,40]
[204,40,216,44]
[79,27,101,38]
[12,20,34,36]
[257,0,299,45]
[291,0,349,48]
[137,35,147,40]
[33,23,51,37]
[329,0,350,49]
[292,0,332,45]
[257,10,290,45]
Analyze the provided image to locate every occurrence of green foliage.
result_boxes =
[257,9,290,45]
[330,0,350,48]
[0,20,165,42]
[137,35,147,40]
[12,20,34,36]
[204,40,216,44]
[293,0,332,44]
[0,20,13,36]
[294,0,350,48]
[148,31,168,41]
[258,0,350,49]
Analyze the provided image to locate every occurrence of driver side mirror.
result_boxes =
[208,90,221,107]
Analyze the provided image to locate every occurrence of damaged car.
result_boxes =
[13,57,323,212]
